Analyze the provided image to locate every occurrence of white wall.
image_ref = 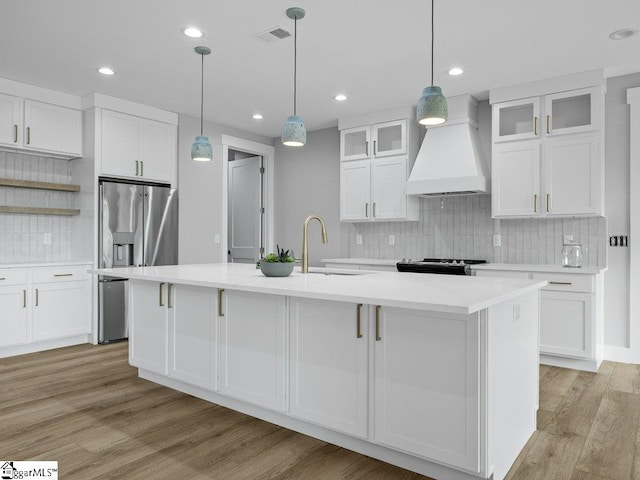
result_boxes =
[178,114,273,264]
[603,73,640,347]
[273,127,350,266]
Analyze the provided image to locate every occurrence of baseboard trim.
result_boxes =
[540,354,600,372]
[603,345,640,364]
[0,335,91,359]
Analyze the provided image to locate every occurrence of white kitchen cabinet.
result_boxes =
[492,96,540,143]
[31,280,90,341]
[340,156,417,222]
[101,109,175,183]
[219,289,285,411]
[492,141,540,216]
[374,305,480,472]
[0,284,28,347]
[0,95,81,158]
[544,87,600,136]
[340,126,370,161]
[129,280,168,375]
[289,298,368,438]
[340,120,406,162]
[168,284,218,390]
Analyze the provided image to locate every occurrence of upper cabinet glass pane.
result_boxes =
[551,94,590,130]
[343,130,368,158]
[499,104,534,137]
[376,124,403,153]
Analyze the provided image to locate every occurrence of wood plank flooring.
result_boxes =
[1,344,639,480]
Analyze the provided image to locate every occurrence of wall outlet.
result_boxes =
[563,234,574,244]
[492,234,502,247]
[214,234,221,244]
[356,235,363,245]
[43,233,52,245]
[389,235,395,246]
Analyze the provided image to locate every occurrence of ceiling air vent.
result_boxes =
[254,26,291,44]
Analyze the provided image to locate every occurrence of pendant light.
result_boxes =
[191,46,213,161]
[417,0,448,126]
[282,7,307,147]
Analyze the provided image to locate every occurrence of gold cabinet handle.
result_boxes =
[533,116,538,136]
[549,281,572,285]
[0,277,5,281]
[375,305,382,341]
[135,160,139,176]
[356,303,363,339]
[547,115,551,134]
[167,283,173,308]
[23,289,26,308]
[35,288,39,307]
[13,124,18,143]
[140,160,144,176]
[218,289,225,317]
[365,203,369,218]
[159,282,165,306]
[533,194,538,213]
[546,194,551,212]
[54,273,73,277]
[373,140,377,156]
[373,202,377,218]
[26,126,31,144]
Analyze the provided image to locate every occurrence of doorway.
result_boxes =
[227,150,264,263]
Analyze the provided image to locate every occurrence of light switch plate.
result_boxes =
[43,233,52,245]
[563,234,574,243]
[492,234,502,247]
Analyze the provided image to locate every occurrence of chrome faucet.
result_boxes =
[302,215,328,273]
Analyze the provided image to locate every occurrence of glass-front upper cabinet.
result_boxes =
[340,126,370,161]
[492,97,541,143]
[544,87,600,136]
[372,120,406,157]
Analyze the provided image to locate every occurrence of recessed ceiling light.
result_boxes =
[252,114,264,120]
[183,27,203,38]
[448,67,464,76]
[98,67,115,76]
[334,94,348,101]
[609,28,638,40]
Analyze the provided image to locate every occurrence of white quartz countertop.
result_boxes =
[321,258,399,266]
[1,261,92,269]
[90,263,546,315]
[471,263,606,275]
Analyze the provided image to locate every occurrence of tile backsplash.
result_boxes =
[349,195,606,267]
[0,151,75,264]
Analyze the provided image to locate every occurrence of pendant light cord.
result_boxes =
[431,0,434,87]
[293,16,298,116]
[200,52,204,136]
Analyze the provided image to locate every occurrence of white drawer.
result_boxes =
[0,269,28,286]
[474,270,531,279]
[532,272,594,293]
[32,265,90,284]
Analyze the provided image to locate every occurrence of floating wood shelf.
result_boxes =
[0,206,80,216]
[0,177,81,192]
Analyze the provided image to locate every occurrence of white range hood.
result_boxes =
[406,94,490,196]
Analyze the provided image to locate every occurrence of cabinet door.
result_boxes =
[374,306,480,472]
[129,280,168,374]
[31,281,90,342]
[220,290,285,411]
[492,141,541,217]
[340,126,370,161]
[23,100,82,156]
[0,286,28,347]
[544,135,600,216]
[372,120,406,157]
[492,97,540,143]
[371,156,407,220]
[540,290,593,358]
[138,118,175,182]
[0,93,21,147]
[340,160,371,221]
[289,299,368,438]
[168,284,217,390]
[101,109,139,178]
[544,87,600,136]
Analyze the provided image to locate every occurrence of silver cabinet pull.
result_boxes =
[547,115,551,134]
[13,125,18,143]
[54,273,73,277]
[365,203,369,218]
[23,289,26,308]
[373,203,377,218]
[159,282,165,306]
[140,160,144,176]
[375,305,382,341]
[26,126,31,144]
[546,194,551,213]
[365,141,369,156]
[0,277,6,281]
[356,303,363,339]
[135,160,139,176]
[218,289,225,316]
[533,194,538,213]
[549,281,572,285]
[35,288,39,307]
[373,140,377,156]
[167,283,173,308]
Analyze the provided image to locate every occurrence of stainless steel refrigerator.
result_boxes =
[98,180,178,343]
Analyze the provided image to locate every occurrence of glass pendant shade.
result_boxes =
[191,135,213,161]
[282,115,307,146]
[417,86,448,126]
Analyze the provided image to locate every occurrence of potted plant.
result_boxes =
[258,245,296,277]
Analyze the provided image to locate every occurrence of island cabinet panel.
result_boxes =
[129,280,168,375]
[168,284,218,391]
[373,306,480,473]
[289,298,368,438]
[219,290,286,411]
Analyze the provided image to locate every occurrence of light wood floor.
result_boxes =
[1,344,639,480]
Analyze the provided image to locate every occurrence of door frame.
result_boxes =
[221,135,275,263]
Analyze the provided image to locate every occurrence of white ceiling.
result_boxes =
[1,0,639,138]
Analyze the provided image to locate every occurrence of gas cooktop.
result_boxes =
[396,258,487,275]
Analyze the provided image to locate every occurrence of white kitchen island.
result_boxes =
[91,263,546,480]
